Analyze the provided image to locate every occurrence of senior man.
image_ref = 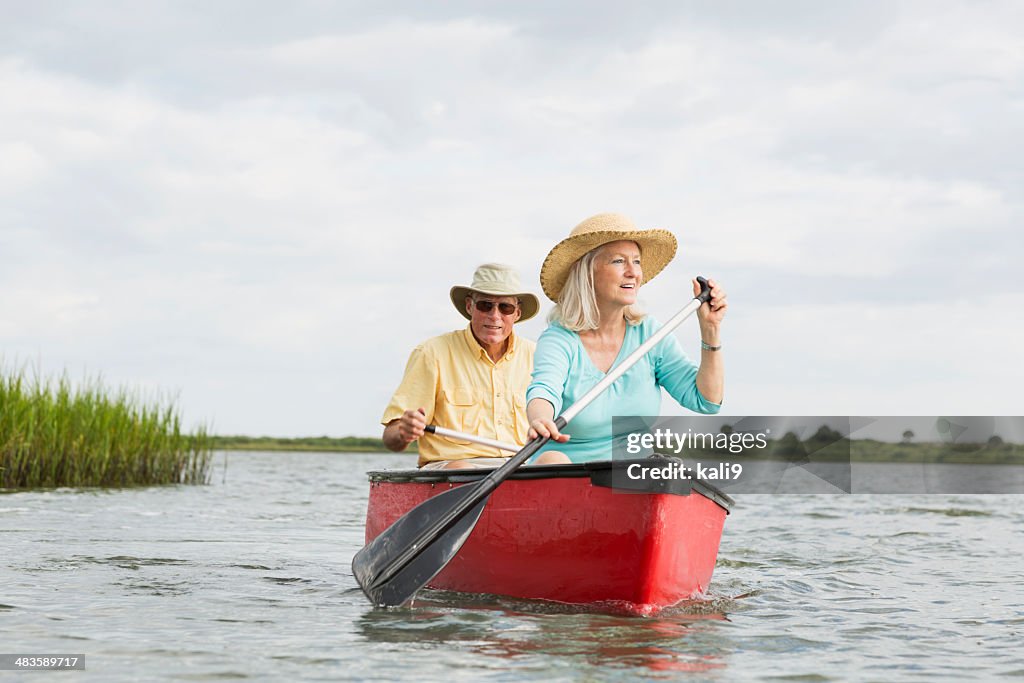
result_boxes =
[381,263,545,469]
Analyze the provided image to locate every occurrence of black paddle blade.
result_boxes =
[351,483,488,607]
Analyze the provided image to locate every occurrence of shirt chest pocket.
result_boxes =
[511,392,527,443]
[439,387,481,444]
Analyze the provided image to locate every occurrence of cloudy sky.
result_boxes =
[1,1,1021,439]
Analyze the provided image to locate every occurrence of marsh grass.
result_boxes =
[0,366,211,489]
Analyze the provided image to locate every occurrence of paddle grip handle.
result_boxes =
[695,276,711,304]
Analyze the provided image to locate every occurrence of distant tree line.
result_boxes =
[208,435,409,453]
[683,424,1023,465]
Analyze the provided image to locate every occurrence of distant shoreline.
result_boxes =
[209,435,1023,464]
[209,435,404,453]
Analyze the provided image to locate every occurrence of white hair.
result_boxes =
[549,244,645,331]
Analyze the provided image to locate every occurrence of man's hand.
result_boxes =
[382,408,427,452]
[397,408,427,444]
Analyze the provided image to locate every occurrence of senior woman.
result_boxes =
[526,213,727,463]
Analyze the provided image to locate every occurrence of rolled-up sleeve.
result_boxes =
[653,324,722,415]
[526,325,572,417]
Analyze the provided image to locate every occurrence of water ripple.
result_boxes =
[2,452,1022,682]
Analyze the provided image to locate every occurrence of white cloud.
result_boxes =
[266,19,518,68]
[0,140,49,194]
[1,2,1021,435]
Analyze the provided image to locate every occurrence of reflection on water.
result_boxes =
[357,592,736,675]
[1,452,1022,682]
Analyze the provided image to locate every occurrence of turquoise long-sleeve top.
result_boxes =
[526,317,721,463]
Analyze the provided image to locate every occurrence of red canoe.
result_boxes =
[362,458,733,616]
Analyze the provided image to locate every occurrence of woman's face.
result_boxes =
[592,240,642,307]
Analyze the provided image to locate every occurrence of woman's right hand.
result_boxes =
[528,417,570,443]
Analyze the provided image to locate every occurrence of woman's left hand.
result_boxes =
[693,277,727,329]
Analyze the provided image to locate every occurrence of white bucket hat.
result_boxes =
[450,263,541,321]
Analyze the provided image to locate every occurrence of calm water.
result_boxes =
[2,451,1022,682]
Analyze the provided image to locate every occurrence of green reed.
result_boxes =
[0,366,212,489]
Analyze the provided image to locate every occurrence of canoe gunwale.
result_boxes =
[366,457,734,513]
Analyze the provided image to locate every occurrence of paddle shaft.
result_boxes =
[368,278,712,592]
[562,294,707,423]
[424,425,520,453]
[425,279,711,456]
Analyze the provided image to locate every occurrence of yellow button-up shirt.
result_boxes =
[382,326,536,467]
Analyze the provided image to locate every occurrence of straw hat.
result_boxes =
[539,213,678,302]
[450,263,540,321]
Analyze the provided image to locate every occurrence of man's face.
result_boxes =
[466,295,521,348]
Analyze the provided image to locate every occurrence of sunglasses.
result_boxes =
[474,300,518,315]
